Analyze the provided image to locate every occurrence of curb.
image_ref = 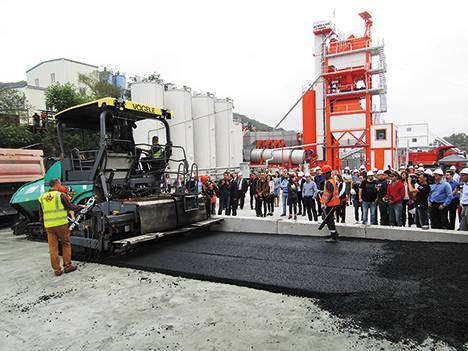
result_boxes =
[213,216,468,244]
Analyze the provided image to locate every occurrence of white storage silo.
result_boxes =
[130,81,166,146]
[192,93,216,170]
[214,98,234,168]
[231,121,244,167]
[164,85,195,169]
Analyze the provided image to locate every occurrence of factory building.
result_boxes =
[7,58,126,116]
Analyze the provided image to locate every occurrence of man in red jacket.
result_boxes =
[386,172,405,226]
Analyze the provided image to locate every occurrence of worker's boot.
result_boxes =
[325,232,339,243]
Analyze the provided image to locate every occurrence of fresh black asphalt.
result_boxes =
[106,231,404,296]
[105,231,468,349]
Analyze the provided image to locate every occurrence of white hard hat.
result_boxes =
[298,171,304,177]
[360,165,366,170]
[408,165,414,169]
[238,172,243,176]
[399,165,406,169]
[353,169,359,173]
[305,172,311,177]
[418,163,423,167]
[433,168,444,176]
[344,166,350,170]
[460,168,468,175]
[376,170,384,175]
[372,167,378,172]
[450,165,456,170]
[424,169,433,176]
[367,171,375,176]
[418,167,425,172]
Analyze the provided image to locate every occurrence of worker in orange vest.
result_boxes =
[320,165,341,243]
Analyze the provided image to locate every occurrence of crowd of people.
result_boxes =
[198,164,468,232]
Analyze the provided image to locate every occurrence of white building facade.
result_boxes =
[16,58,99,113]
[396,123,433,150]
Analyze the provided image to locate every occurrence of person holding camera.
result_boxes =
[408,172,431,229]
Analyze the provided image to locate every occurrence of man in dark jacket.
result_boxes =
[376,170,389,225]
[237,172,249,210]
[218,171,231,215]
[229,174,241,216]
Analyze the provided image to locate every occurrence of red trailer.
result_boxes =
[0,148,44,224]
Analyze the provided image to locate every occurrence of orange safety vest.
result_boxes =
[320,178,340,207]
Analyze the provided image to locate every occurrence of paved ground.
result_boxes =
[106,232,395,296]
[1,228,452,351]
[106,231,468,350]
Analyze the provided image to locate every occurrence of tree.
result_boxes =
[0,122,35,148]
[0,88,28,115]
[444,133,468,154]
[78,70,122,99]
[45,83,87,112]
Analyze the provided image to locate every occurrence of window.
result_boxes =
[50,73,55,83]
[34,78,39,87]
[375,129,387,140]
[412,138,418,143]
[406,127,412,132]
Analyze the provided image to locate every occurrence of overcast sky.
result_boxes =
[1,0,467,136]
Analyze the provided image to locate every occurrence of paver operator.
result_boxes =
[320,165,341,243]
[38,178,84,276]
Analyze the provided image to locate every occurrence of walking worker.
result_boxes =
[38,178,84,276]
[302,172,318,221]
[320,165,340,243]
[428,168,453,229]
[458,168,468,231]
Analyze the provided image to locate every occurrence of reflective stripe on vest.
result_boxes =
[320,178,340,207]
[39,191,68,228]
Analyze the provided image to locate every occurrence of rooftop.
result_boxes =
[26,58,98,73]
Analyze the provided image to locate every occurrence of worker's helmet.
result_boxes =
[322,165,333,173]
[367,171,375,176]
[460,168,468,175]
[433,169,444,176]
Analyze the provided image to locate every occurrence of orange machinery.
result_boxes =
[303,12,395,170]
